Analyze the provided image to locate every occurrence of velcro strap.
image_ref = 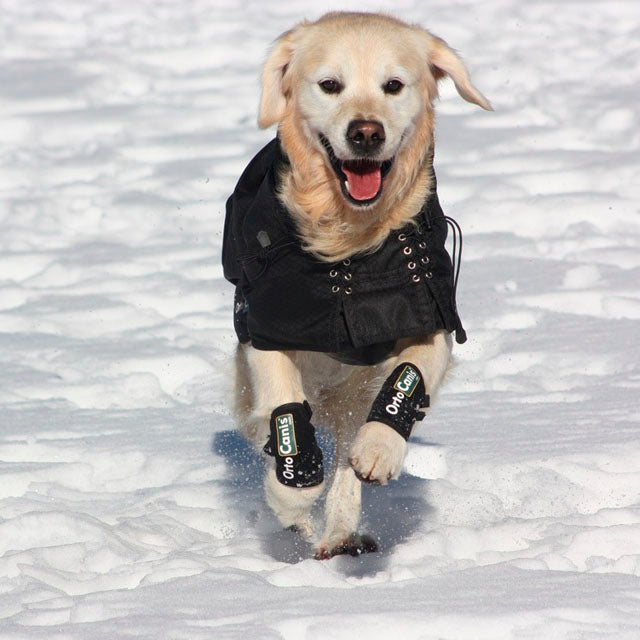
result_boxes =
[263,401,324,487]
[366,362,429,440]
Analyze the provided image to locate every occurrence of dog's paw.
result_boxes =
[348,421,407,485]
[286,521,315,540]
[314,533,378,560]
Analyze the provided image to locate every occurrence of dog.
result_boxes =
[223,11,491,559]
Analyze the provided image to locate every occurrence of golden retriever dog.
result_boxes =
[224,11,490,559]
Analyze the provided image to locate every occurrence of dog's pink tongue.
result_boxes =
[342,165,381,201]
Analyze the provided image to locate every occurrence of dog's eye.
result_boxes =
[318,79,342,94]
[383,79,404,95]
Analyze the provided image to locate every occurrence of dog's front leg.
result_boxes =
[244,346,325,538]
[349,330,452,485]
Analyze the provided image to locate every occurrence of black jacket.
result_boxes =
[223,138,466,366]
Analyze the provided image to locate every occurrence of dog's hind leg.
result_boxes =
[314,464,372,559]
[237,345,325,538]
[314,366,377,558]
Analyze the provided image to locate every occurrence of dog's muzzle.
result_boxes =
[319,134,393,206]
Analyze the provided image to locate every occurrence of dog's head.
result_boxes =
[258,12,491,211]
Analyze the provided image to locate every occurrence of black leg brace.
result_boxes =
[366,362,429,440]
[263,401,324,488]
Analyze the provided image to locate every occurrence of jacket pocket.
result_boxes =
[341,283,432,348]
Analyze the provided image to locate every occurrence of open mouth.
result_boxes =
[319,134,394,206]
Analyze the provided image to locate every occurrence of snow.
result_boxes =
[1,0,639,637]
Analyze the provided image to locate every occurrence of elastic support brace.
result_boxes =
[366,362,429,440]
[263,401,324,488]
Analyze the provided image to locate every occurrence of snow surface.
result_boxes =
[1,0,640,637]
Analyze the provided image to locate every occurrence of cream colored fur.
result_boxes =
[233,12,489,558]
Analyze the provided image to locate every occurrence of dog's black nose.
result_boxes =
[346,120,385,155]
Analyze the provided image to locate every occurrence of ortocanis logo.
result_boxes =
[393,365,420,397]
[275,413,298,456]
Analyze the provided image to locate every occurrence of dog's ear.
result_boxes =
[258,28,298,128]
[427,34,493,111]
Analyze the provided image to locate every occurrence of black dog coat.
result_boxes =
[222,138,466,366]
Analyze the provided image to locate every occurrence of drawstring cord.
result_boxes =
[237,237,297,280]
[416,206,463,316]
[444,215,463,315]
[444,215,467,343]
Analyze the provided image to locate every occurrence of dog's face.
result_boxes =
[259,12,491,212]
[293,27,425,207]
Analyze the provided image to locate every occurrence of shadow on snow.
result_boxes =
[212,428,436,573]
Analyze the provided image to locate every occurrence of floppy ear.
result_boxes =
[258,29,297,128]
[428,34,492,111]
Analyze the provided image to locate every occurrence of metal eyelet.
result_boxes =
[418,242,426,249]
[407,261,416,270]
[329,269,338,277]
[342,258,351,266]
[420,256,430,265]
[403,246,412,255]
[398,233,407,242]
[412,274,421,282]
[344,272,352,281]
[345,287,352,295]
[332,285,340,293]
[425,271,433,279]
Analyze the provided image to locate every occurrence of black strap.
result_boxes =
[366,362,429,440]
[263,401,324,487]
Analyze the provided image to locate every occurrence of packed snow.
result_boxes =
[1,0,639,637]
